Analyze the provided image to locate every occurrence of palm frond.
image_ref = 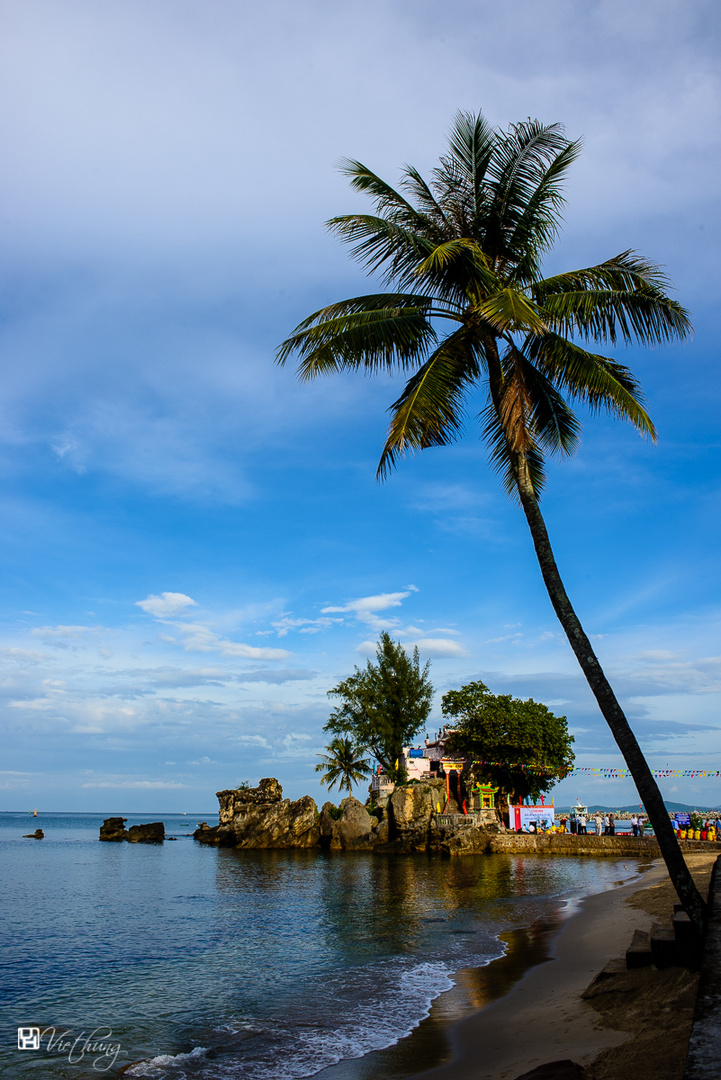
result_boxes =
[431,110,496,229]
[486,120,572,260]
[534,251,692,345]
[502,344,581,457]
[399,164,453,233]
[338,159,429,228]
[506,139,582,279]
[277,304,437,379]
[377,329,481,479]
[482,397,547,497]
[414,238,498,293]
[527,334,657,438]
[535,251,678,296]
[477,288,548,334]
[326,214,438,286]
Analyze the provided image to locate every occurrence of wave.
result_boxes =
[124,952,498,1079]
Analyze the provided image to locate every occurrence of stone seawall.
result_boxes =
[486,833,718,857]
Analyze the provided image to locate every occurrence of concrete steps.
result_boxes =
[625,907,702,971]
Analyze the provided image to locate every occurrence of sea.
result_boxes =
[1,812,646,1080]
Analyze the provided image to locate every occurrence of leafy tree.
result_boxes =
[442,680,574,803]
[277,111,705,927]
[315,737,371,796]
[325,631,433,780]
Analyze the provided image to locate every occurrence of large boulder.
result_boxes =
[99,817,164,843]
[319,797,378,850]
[386,779,446,852]
[99,817,128,841]
[127,821,164,843]
[196,780,320,848]
[437,825,492,857]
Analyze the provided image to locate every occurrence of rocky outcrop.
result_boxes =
[99,817,128,841]
[319,797,380,850]
[195,779,320,848]
[99,817,164,843]
[127,821,164,843]
[435,824,494,857]
[23,828,44,839]
[219,778,283,822]
[382,779,447,852]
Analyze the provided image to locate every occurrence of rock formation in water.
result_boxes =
[194,778,320,848]
[194,776,499,853]
[385,778,447,852]
[99,817,128,841]
[127,821,165,843]
[99,817,165,843]
[319,796,385,850]
[23,828,44,839]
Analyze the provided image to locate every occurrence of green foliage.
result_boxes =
[235,780,251,790]
[325,632,433,780]
[314,736,371,796]
[689,812,703,832]
[326,804,343,821]
[442,680,574,801]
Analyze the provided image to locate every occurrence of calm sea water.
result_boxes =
[1,812,643,1080]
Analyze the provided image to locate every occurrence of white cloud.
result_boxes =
[272,614,342,637]
[406,638,468,658]
[158,619,293,661]
[136,592,198,618]
[322,590,419,632]
[322,591,414,616]
[217,641,292,661]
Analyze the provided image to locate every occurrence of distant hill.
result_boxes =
[557,802,720,814]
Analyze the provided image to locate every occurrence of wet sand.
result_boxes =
[315,855,718,1080]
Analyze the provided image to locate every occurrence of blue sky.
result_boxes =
[1,0,719,812]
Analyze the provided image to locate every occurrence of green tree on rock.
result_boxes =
[442,680,574,805]
[278,110,705,927]
[315,737,371,796]
[325,632,433,781]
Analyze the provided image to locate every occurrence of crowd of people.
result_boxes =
[554,812,648,835]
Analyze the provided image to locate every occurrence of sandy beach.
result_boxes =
[411,853,716,1080]
[315,853,716,1080]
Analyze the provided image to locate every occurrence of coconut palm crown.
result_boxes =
[278,111,704,926]
[315,737,371,797]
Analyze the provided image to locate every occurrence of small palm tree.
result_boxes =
[315,737,371,797]
[280,111,705,927]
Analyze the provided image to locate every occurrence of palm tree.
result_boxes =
[315,737,372,797]
[278,111,707,928]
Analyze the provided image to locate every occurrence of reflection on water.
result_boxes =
[0,814,641,1080]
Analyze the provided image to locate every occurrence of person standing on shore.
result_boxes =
[631,814,639,837]
[609,813,615,835]
[604,813,610,835]
[595,813,603,835]
[579,813,587,835]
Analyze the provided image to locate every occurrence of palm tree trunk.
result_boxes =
[513,464,707,931]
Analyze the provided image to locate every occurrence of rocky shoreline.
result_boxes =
[193,779,719,858]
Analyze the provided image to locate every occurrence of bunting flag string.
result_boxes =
[471,760,721,779]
